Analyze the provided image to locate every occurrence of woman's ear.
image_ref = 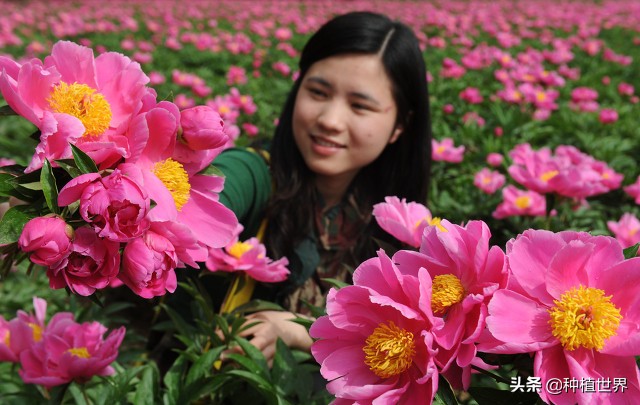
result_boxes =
[389,126,402,144]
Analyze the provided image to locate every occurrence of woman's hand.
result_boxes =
[236,310,314,364]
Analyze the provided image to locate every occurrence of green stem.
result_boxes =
[471,364,511,385]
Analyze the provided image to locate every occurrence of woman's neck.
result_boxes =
[315,173,356,208]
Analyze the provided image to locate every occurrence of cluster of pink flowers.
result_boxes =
[2,41,240,298]
[431,138,465,163]
[312,197,640,404]
[0,297,125,388]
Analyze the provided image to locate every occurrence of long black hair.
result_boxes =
[265,11,432,271]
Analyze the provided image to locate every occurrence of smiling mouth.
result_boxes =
[311,135,346,148]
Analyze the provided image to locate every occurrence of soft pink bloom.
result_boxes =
[58,169,150,242]
[148,71,165,85]
[459,87,483,104]
[0,158,16,166]
[20,320,125,388]
[492,185,546,219]
[0,40,150,172]
[192,84,212,98]
[122,100,237,255]
[599,108,619,124]
[480,230,640,405]
[272,61,291,77]
[440,58,466,79]
[226,65,247,86]
[311,250,440,404]
[47,227,121,296]
[120,230,178,298]
[473,168,506,194]
[372,196,439,248]
[432,138,465,163]
[607,213,640,250]
[618,82,635,96]
[0,297,49,363]
[507,143,564,194]
[241,123,259,136]
[18,216,73,267]
[205,226,289,283]
[274,27,292,41]
[486,153,503,167]
[624,176,640,204]
[394,220,507,389]
[494,127,503,137]
[442,104,454,114]
[461,111,485,127]
[179,106,228,151]
[174,93,195,110]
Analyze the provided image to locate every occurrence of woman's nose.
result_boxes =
[316,101,346,133]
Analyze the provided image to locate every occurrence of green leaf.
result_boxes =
[320,278,350,289]
[271,339,296,396]
[70,144,99,174]
[623,243,639,259]
[133,364,161,405]
[467,386,539,405]
[0,205,35,244]
[200,164,225,177]
[0,173,19,198]
[55,159,83,178]
[0,104,16,116]
[232,336,270,378]
[433,375,459,405]
[232,299,285,314]
[185,347,224,385]
[225,370,276,400]
[40,159,59,214]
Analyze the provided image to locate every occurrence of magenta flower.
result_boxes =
[459,87,483,104]
[486,153,504,167]
[507,143,561,194]
[179,106,228,151]
[0,40,150,172]
[0,297,50,363]
[122,100,237,254]
[18,216,73,267]
[120,230,178,298]
[20,321,125,388]
[473,168,506,194]
[432,138,465,163]
[492,185,546,219]
[205,226,289,283]
[607,213,640,250]
[47,227,121,296]
[624,175,640,204]
[394,220,507,389]
[372,196,443,248]
[58,168,150,242]
[599,108,619,124]
[227,65,248,86]
[480,230,640,405]
[311,250,440,404]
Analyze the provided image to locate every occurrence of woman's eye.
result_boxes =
[308,88,327,97]
[352,103,370,111]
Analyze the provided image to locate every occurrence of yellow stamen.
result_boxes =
[227,241,253,259]
[48,81,112,138]
[29,323,43,342]
[548,286,621,351]
[218,105,230,115]
[482,176,491,184]
[428,217,448,232]
[436,145,445,154]
[153,158,191,211]
[540,170,559,182]
[2,331,9,347]
[601,172,610,180]
[363,321,415,378]
[536,92,547,102]
[431,274,465,315]
[515,196,531,209]
[67,347,91,359]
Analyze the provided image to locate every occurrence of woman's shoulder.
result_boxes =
[214,146,270,169]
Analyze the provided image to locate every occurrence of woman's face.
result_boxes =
[292,53,401,189]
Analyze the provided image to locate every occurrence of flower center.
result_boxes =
[548,286,622,351]
[48,81,112,138]
[228,241,253,259]
[431,274,465,315]
[540,170,559,182]
[363,321,415,379]
[152,158,191,211]
[29,323,43,342]
[2,330,9,347]
[67,347,91,358]
[515,196,531,209]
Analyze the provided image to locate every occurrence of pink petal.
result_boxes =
[45,41,98,88]
[545,240,593,298]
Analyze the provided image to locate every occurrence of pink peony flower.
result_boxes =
[18,216,73,267]
[0,297,50,363]
[227,65,247,86]
[473,168,506,194]
[19,320,125,388]
[206,226,289,283]
[58,169,150,242]
[47,227,121,296]
[486,152,503,167]
[492,185,546,219]
[372,196,442,248]
[480,230,640,405]
[272,61,291,77]
[241,123,259,136]
[120,230,178,298]
[179,106,228,151]
[310,250,440,404]
[432,138,465,163]
[599,108,619,124]
[461,111,485,127]
[618,82,635,96]
[0,41,150,172]
[607,213,640,249]
[624,175,640,204]
[394,220,507,388]
[459,87,483,104]
[442,104,454,114]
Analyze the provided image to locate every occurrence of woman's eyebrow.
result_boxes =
[305,76,381,106]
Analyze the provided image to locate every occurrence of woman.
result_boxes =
[212,11,432,362]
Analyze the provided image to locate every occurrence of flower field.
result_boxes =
[1,0,639,404]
